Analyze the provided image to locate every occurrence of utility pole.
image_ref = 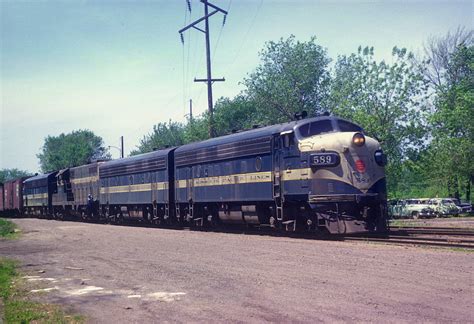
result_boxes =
[120,136,124,159]
[179,0,227,137]
[189,99,193,122]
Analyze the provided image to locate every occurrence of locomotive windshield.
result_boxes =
[296,119,363,138]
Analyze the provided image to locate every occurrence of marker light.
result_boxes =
[352,133,365,146]
[355,159,366,173]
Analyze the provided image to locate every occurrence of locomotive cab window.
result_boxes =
[282,132,295,148]
[337,120,363,133]
[297,120,333,138]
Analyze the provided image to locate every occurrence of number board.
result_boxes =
[310,152,340,167]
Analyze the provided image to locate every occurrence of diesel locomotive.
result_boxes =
[1,115,388,234]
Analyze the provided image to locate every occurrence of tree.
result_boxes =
[243,35,331,124]
[131,121,186,155]
[425,44,474,201]
[421,27,473,92]
[0,168,33,183]
[212,96,260,136]
[37,130,109,173]
[329,46,430,192]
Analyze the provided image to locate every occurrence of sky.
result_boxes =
[1,0,472,172]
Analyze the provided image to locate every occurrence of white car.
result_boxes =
[428,198,462,217]
[403,199,436,219]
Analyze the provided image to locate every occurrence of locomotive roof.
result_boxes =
[99,147,175,177]
[70,160,104,171]
[100,147,174,170]
[175,115,339,153]
[23,172,56,183]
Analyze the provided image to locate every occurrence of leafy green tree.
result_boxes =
[425,44,474,201]
[212,96,260,136]
[183,115,210,144]
[37,130,110,173]
[0,168,33,183]
[329,46,430,192]
[131,121,186,155]
[243,35,331,124]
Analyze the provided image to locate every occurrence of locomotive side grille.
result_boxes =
[175,137,271,167]
[100,157,167,178]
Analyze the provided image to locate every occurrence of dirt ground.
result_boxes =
[1,219,472,323]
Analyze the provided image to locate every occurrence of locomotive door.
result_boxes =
[272,134,282,199]
[272,134,285,222]
[188,166,194,202]
[151,172,158,205]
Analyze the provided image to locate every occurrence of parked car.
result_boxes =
[451,198,472,214]
[388,199,435,219]
[403,199,436,219]
[428,198,462,217]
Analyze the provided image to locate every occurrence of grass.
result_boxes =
[0,252,84,323]
[0,218,18,239]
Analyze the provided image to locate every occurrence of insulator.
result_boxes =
[187,0,191,13]
[180,33,184,44]
[222,14,227,26]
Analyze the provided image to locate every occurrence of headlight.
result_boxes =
[374,150,387,166]
[352,133,365,146]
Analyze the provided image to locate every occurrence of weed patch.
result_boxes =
[0,218,18,239]
[0,258,84,323]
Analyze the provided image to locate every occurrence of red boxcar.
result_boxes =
[0,183,4,214]
[3,178,28,216]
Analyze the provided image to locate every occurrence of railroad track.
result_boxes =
[11,216,474,249]
[344,235,474,250]
[389,226,474,237]
[344,226,474,249]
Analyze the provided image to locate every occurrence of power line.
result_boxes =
[181,4,189,115]
[211,0,232,63]
[179,0,228,138]
[227,0,262,72]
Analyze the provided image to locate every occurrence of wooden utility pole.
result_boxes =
[179,0,227,137]
[120,136,124,159]
[189,99,193,122]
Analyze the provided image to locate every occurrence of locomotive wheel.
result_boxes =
[117,213,124,225]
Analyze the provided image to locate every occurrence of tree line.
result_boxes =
[2,28,472,202]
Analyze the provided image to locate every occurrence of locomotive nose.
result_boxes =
[345,134,380,191]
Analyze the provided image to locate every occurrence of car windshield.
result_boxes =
[297,119,363,138]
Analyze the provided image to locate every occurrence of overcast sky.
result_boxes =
[1,0,472,172]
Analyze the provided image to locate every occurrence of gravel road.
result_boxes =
[1,219,472,323]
